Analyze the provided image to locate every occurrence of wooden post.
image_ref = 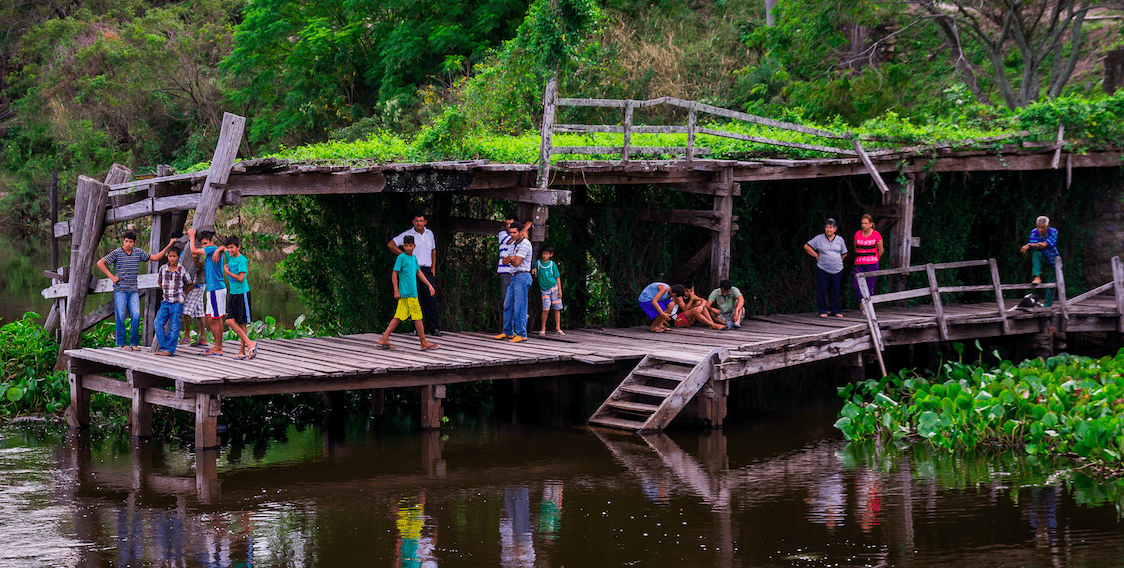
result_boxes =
[988,258,1010,334]
[882,174,916,291]
[858,277,888,377]
[419,384,445,430]
[65,372,90,428]
[686,106,697,160]
[622,100,634,162]
[696,378,727,428]
[925,263,949,340]
[56,177,110,370]
[130,387,153,438]
[1113,256,1124,333]
[50,170,59,271]
[1054,256,1068,321]
[194,394,221,449]
[421,430,446,477]
[369,388,385,418]
[538,72,558,191]
[191,113,245,232]
[195,449,221,502]
[709,168,735,290]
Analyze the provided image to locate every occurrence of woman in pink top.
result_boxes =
[852,214,884,313]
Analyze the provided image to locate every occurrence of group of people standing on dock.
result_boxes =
[802,214,884,318]
[96,228,258,359]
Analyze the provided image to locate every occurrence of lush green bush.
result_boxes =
[837,344,1124,473]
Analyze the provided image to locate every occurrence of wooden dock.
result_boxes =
[66,272,1124,449]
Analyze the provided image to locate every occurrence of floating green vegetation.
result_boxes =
[836,344,1124,476]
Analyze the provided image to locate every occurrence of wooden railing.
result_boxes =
[855,257,1077,376]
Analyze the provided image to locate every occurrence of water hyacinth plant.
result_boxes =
[836,344,1124,474]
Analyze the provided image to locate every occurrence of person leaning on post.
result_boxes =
[1020,215,1060,307]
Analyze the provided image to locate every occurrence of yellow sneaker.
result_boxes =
[493,333,510,340]
[510,336,527,343]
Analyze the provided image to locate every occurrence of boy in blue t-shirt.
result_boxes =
[222,236,258,360]
[377,235,439,351]
[531,246,564,335]
[188,228,230,356]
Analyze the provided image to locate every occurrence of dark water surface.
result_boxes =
[3,404,1124,568]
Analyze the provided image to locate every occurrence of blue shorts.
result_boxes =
[640,297,671,321]
[541,287,563,311]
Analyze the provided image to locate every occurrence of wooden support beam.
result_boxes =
[539,71,557,190]
[696,378,727,429]
[194,394,221,449]
[710,168,735,290]
[926,264,949,340]
[1055,256,1068,322]
[54,191,241,238]
[1114,256,1124,333]
[461,187,571,205]
[989,258,1010,334]
[369,388,385,418]
[450,217,507,236]
[131,387,153,438]
[57,176,110,370]
[192,112,245,233]
[419,384,445,430]
[65,373,90,428]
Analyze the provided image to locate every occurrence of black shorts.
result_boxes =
[226,291,252,325]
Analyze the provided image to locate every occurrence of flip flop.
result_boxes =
[248,345,258,360]
[190,341,209,348]
[199,349,223,356]
[377,343,396,350]
[421,344,440,351]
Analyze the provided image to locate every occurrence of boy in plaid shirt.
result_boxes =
[153,246,194,356]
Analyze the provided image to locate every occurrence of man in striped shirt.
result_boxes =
[96,230,175,350]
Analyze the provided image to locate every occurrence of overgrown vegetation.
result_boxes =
[837,344,1124,476]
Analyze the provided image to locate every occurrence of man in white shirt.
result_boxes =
[388,213,441,336]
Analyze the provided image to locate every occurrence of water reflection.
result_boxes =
[2,415,1124,567]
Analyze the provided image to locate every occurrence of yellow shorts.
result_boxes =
[394,297,423,321]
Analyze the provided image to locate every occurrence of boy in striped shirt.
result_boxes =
[96,230,175,350]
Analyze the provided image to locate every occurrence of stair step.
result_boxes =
[619,384,675,397]
[633,367,690,381]
[589,416,649,430]
[649,354,705,366]
[606,400,660,414]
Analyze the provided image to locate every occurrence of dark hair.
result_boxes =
[224,235,241,247]
[402,235,415,245]
[720,279,732,290]
[671,284,686,297]
[682,280,694,290]
[507,221,522,232]
[413,212,426,221]
[170,230,184,240]
[542,245,554,254]
[167,245,182,256]
[123,230,137,241]
[198,231,216,243]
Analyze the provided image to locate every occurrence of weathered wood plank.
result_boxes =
[192,112,245,233]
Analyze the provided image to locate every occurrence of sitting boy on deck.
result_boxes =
[673,282,727,330]
[377,235,440,351]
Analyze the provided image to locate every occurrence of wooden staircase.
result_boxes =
[588,348,721,432]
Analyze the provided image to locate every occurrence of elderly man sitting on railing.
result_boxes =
[1020,215,1060,307]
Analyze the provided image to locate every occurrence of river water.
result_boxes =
[3,400,1124,568]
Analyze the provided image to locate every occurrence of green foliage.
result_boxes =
[837,347,1124,472]
[0,313,68,417]
[513,0,600,73]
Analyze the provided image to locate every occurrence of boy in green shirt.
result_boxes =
[222,236,258,360]
[531,246,564,335]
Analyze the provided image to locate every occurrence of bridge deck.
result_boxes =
[65,297,1123,446]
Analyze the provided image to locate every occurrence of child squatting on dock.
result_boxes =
[378,234,440,351]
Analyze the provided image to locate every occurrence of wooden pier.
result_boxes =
[66,257,1124,448]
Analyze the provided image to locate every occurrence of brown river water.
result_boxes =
[2,401,1124,568]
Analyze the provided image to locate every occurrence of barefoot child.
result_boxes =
[153,246,193,356]
[188,229,228,356]
[378,235,440,351]
[532,246,564,335]
[222,236,258,360]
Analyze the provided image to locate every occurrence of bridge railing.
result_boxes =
[855,257,1071,376]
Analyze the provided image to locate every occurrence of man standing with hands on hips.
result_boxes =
[388,213,442,336]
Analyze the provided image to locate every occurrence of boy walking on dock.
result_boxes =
[532,246,564,335]
[96,230,175,350]
[222,236,258,360]
[378,235,440,351]
[153,246,193,356]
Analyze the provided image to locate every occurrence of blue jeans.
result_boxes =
[815,268,843,315]
[503,272,532,338]
[113,290,142,347]
[154,301,184,355]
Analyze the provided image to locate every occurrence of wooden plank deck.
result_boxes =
[65,298,1124,447]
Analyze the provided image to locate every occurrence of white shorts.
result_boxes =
[204,288,227,320]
